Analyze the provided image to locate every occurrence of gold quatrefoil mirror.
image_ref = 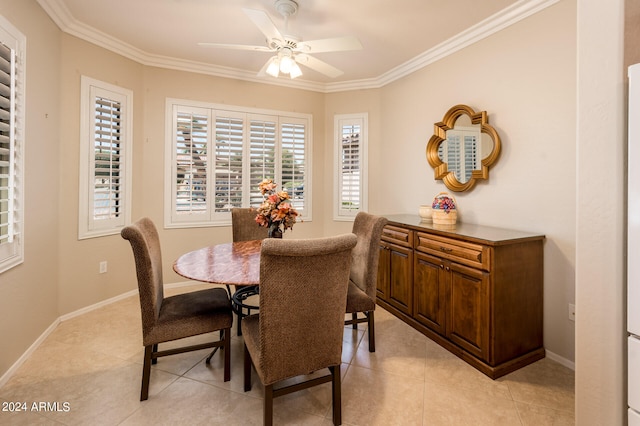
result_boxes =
[426,104,501,192]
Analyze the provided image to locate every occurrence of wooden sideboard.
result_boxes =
[376,214,545,379]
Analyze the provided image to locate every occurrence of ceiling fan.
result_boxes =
[198,0,363,79]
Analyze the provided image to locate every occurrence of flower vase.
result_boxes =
[269,228,283,239]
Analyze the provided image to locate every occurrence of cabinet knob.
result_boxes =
[446,266,450,271]
[440,264,444,269]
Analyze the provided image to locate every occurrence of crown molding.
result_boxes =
[372,0,560,88]
[37,0,559,94]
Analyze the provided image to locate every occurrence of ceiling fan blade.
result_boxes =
[198,42,273,52]
[296,55,344,78]
[242,8,284,43]
[296,36,363,53]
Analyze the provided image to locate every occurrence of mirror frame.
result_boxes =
[426,104,501,192]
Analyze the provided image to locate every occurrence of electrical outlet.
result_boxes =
[568,303,575,321]
[99,261,107,274]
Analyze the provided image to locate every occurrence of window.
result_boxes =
[78,76,133,239]
[334,113,368,220]
[165,99,312,227]
[0,16,25,274]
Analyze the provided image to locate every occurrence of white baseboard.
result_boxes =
[545,349,575,371]
[0,319,60,388]
[58,281,202,321]
[0,281,199,388]
[58,289,139,321]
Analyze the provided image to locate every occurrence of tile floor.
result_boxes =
[0,284,574,425]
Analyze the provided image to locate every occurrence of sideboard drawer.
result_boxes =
[381,225,413,248]
[415,232,491,271]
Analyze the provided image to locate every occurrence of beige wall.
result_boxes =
[575,0,627,423]
[0,0,61,375]
[329,1,577,363]
[57,35,145,314]
[625,0,640,69]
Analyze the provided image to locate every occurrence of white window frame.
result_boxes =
[0,15,25,274]
[334,113,368,221]
[78,76,133,239]
[164,98,312,228]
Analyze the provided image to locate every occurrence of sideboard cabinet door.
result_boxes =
[387,243,413,315]
[376,244,391,300]
[445,261,490,361]
[414,252,447,335]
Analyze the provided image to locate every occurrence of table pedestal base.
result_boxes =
[231,285,260,336]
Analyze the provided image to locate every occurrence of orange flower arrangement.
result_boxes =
[255,179,299,237]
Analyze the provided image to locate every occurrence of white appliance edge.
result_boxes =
[628,63,640,425]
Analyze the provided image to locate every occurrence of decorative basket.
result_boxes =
[432,209,457,225]
[431,192,458,225]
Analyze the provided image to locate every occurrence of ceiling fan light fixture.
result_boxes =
[279,55,294,74]
[289,61,302,79]
[265,56,280,78]
[200,0,360,81]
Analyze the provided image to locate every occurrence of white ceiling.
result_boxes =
[38,0,552,92]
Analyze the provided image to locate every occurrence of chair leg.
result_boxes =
[351,313,358,329]
[330,365,342,425]
[243,343,252,392]
[367,311,375,352]
[205,331,222,365]
[223,328,231,382]
[151,343,158,364]
[264,384,274,426]
[140,345,153,401]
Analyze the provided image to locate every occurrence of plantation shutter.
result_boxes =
[0,22,24,271]
[79,77,132,239]
[92,96,123,224]
[166,100,312,228]
[442,133,462,181]
[334,113,366,220]
[249,116,276,206]
[280,118,306,214]
[175,108,209,215]
[463,133,478,182]
[0,40,14,245]
[214,113,244,212]
[339,121,361,214]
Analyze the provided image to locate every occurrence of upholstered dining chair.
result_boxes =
[232,207,269,242]
[231,208,269,335]
[242,234,358,426]
[121,217,233,401]
[344,212,388,352]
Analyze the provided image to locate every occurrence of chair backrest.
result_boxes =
[232,208,269,242]
[350,212,389,298]
[257,233,357,385]
[121,217,164,338]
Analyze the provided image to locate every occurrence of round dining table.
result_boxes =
[173,239,262,335]
[173,239,262,286]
